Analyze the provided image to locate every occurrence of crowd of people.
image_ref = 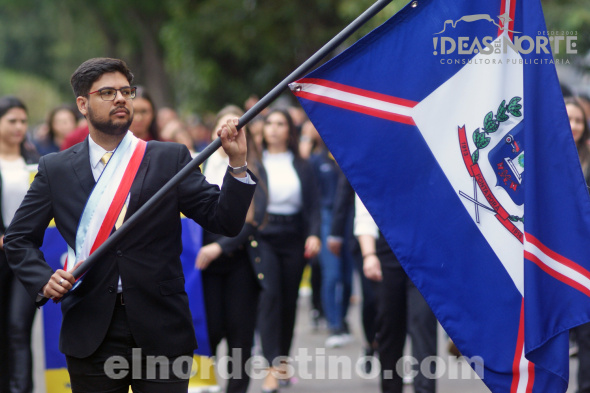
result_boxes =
[1,67,590,393]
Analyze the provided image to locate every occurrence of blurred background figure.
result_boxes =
[355,196,438,393]
[287,105,307,136]
[130,86,159,141]
[185,113,213,152]
[157,106,178,133]
[577,94,590,135]
[248,114,265,154]
[257,108,321,392]
[302,119,354,348]
[567,96,590,393]
[565,97,590,183]
[0,96,40,393]
[33,105,77,155]
[160,118,196,155]
[244,94,260,112]
[196,104,266,393]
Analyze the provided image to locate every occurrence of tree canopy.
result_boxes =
[0,0,586,122]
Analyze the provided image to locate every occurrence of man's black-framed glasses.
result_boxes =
[89,87,137,101]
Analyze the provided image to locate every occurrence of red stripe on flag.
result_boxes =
[508,0,517,40]
[498,0,517,40]
[294,90,416,126]
[526,361,535,393]
[524,250,590,298]
[297,78,419,108]
[498,0,506,37]
[525,233,590,283]
[498,0,507,37]
[510,298,525,393]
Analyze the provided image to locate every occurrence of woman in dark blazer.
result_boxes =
[257,108,321,392]
[196,105,268,393]
[0,96,40,393]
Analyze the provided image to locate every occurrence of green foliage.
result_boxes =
[0,0,585,117]
[0,68,65,125]
[541,0,590,57]
[483,111,499,133]
[472,128,491,149]
[508,97,522,117]
[497,100,509,122]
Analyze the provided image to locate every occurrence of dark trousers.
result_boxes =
[7,278,37,393]
[0,253,37,393]
[66,298,192,393]
[257,223,306,363]
[574,322,590,393]
[201,255,260,393]
[353,245,377,347]
[0,257,12,393]
[374,251,437,393]
[310,257,323,317]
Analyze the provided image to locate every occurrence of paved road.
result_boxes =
[32,276,579,393]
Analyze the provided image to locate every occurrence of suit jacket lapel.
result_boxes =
[71,138,95,198]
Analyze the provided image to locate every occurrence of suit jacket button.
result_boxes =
[116,250,123,257]
[251,240,258,248]
[255,257,261,263]
[257,273,264,280]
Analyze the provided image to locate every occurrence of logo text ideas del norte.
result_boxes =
[432,13,577,61]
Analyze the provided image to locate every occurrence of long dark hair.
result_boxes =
[0,96,38,164]
[134,86,159,141]
[262,108,300,159]
[565,97,590,169]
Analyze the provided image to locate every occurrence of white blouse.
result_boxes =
[354,193,379,239]
[0,157,30,227]
[263,150,302,215]
[204,150,229,188]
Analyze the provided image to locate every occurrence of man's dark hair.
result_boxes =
[70,58,134,98]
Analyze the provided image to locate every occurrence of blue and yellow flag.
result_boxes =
[40,218,217,392]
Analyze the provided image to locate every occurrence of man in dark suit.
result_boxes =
[4,58,256,393]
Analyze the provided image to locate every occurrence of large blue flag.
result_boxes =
[291,0,589,391]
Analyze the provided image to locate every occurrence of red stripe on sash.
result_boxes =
[89,140,147,256]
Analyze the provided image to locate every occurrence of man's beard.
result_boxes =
[87,104,133,136]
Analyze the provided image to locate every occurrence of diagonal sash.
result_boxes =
[65,131,147,287]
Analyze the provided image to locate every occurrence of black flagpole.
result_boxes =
[69,0,394,282]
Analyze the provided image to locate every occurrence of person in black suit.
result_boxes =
[4,57,256,393]
[355,197,437,393]
[0,96,40,393]
[256,108,321,392]
[196,104,268,393]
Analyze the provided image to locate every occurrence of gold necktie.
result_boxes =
[100,152,127,229]
[101,152,113,165]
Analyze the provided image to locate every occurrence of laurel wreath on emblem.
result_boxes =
[471,96,522,164]
[470,96,524,223]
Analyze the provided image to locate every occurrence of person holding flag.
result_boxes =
[4,57,257,393]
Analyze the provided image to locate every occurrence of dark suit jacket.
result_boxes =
[202,161,268,287]
[4,138,256,358]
